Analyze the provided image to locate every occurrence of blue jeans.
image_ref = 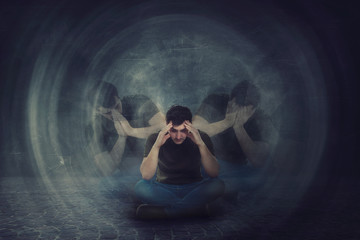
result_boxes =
[134,178,224,216]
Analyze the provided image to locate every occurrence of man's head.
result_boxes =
[166,105,192,144]
[230,80,260,107]
[88,81,121,113]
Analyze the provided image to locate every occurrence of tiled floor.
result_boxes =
[0,176,359,240]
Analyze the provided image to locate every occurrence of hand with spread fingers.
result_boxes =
[110,109,127,136]
[225,99,240,127]
[154,122,173,148]
[184,120,204,146]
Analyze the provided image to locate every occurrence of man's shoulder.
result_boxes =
[199,130,213,144]
[199,130,211,139]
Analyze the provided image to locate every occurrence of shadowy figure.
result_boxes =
[193,81,276,201]
[86,81,165,195]
[134,106,224,219]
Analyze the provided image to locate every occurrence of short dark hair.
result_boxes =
[230,80,260,107]
[166,105,192,125]
[88,81,119,108]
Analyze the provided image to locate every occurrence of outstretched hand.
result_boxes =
[225,99,240,127]
[108,110,127,136]
[184,121,204,146]
[111,109,127,122]
[94,108,112,121]
[154,122,173,148]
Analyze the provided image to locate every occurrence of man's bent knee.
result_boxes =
[134,179,152,201]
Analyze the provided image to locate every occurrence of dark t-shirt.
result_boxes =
[196,93,274,164]
[87,95,160,157]
[144,131,215,185]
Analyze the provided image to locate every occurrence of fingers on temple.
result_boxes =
[162,122,172,134]
[184,120,193,126]
[184,122,191,130]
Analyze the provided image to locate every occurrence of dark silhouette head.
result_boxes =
[88,81,119,108]
[230,80,260,107]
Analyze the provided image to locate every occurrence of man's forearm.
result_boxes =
[119,120,164,139]
[140,146,160,180]
[199,119,232,137]
[233,124,269,167]
[111,111,165,139]
[140,122,172,180]
[193,115,233,137]
[198,143,219,177]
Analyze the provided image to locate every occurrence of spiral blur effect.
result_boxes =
[1,0,346,232]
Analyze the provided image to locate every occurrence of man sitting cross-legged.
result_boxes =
[134,105,224,219]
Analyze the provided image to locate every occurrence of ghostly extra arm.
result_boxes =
[192,102,238,137]
[112,111,165,139]
[233,106,270,167]
[192,114,236,137]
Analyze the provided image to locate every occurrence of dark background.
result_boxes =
[0,0,359,237]
[1,0,358,177]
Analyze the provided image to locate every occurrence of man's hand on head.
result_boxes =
[184,121,204,146]
[235,105,256,127]
[94,108,112,121]
[154,122,173,148]
[111,109,127,122]
[225,99,240,126]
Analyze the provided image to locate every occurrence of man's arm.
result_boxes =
[233,106,270,167]
[192,101,238,137]
[192,114,236,137]
[112,110,166,139]
[184,121,219,177]
[139,123,172,180]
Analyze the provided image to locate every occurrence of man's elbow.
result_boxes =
[205,166,220,178]
[141,172,154,180]
[140,165,155,180]
[207,171,219,178]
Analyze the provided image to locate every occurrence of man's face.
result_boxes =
[169,122,188,145]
